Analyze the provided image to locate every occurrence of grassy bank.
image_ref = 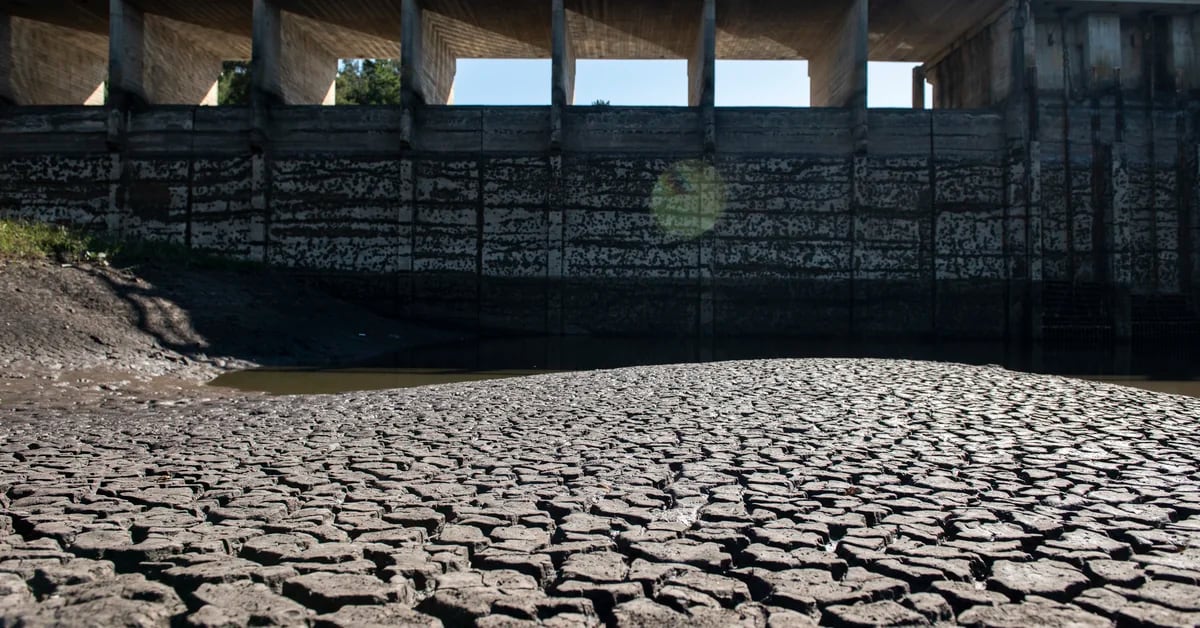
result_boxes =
[0,220,99,262]
[0,219,256,270]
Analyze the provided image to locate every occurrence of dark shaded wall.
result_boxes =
[0,101,1194,338]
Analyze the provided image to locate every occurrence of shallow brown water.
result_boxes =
[209,368,548,395]
[207,336,1200,396]
[1078,377,1200,398]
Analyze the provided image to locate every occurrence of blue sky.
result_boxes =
[452,59,932,108]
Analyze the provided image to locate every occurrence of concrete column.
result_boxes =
[1,14,106,105]
[551,0,575,150]
[809,0,867,109]
[108,0,145,109]
[401,0,456,106]
[687,0,715,108]
[1081,13,1121,94]
[252,0,337,106]
[109,0,235,108]
[912,66,926,109]
[1165,15,1198,94]
[551,0,576,108]
[251,0,282,109]
[924,7,1017,110]
[1,14,16,105]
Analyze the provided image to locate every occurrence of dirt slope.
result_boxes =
[0,260,455,406]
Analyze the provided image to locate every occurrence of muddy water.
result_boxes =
[1076,377,1200,398]
[209,368,548,395]
[209,336,1200,397]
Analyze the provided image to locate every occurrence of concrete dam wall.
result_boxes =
[3,0,1200,339]
[1,101,1196,339]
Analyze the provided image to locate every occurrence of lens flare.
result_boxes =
[650,160,726,239]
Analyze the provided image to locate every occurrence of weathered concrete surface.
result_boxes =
[1,0,1008,63]
[252,2,342,107]
[108,1,250,108]
[0,15,106,106]
[0,106,1022,338]
[4,101,1195,339]
[2,359,1199,626]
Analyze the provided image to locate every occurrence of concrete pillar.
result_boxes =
[912,66,926,109]
[108,0,145,109]
[252,0,338,106]
[809,0,867,109]
[1081,13,1122,94]
[1165,15,1198,94]
[1,14,16,105]
[109,0,236,108]
[688,0,715,108]
[1,14,106,105]
[551,0,576,108]
[924,8,1017,110]
[401,0,456,106]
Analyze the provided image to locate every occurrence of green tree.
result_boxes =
[218,61,251,105]
[337,59,402,105]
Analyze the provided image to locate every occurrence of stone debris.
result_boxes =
[1,358,1198,626]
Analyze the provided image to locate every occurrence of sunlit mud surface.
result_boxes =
[3,359,1199,626]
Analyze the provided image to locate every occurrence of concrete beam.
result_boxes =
[401,0,455,106]
[1,14,106,106]
[252,0,338,106]
[551,0,575,107]
[1081,13,1122,93]
[687,0,715,108]
[809,0,867,109]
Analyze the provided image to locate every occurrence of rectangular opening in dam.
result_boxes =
[868,61,931,109]
[716,61,810,107]
[574,60,687,106]
[453,59,550,105]
[335,59,401,105]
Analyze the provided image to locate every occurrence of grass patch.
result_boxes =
[0,220,95,262]
[0,219,260,271]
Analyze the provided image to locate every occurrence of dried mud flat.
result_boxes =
[2,359,1199,627]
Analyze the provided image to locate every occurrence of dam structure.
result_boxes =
[1,0,1199,340]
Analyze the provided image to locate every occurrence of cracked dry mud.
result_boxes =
[2,359,1199,627]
